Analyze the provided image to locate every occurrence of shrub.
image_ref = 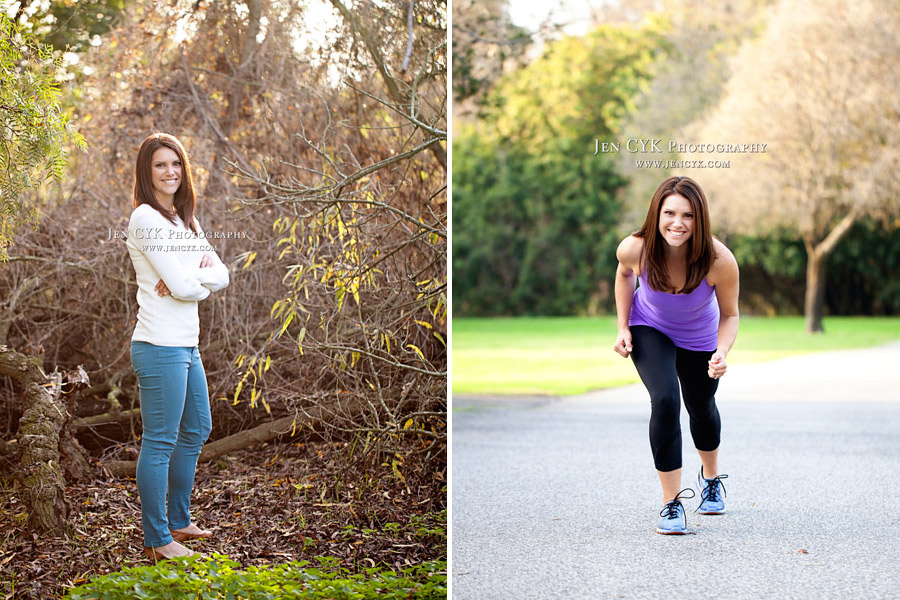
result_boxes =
[65,555,446,600]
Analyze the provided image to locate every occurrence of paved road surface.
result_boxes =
[451,343,900,599]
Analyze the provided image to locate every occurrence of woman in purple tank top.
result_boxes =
[613,176,740,535]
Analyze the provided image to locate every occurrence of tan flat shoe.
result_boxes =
[170,527,213,542]
[144,545,204,561]
[144,546,188,561]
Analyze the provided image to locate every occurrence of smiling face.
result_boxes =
[657,193,694,248]
[150,147,182,204]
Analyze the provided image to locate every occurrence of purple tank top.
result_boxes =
[629,269,719,351]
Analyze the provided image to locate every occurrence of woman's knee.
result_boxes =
[649,388,681,421]
[684,395,720,426]
[178,419,211,447]
[198,416,212,443]
[139,433,179,455]
[188,401,212,443]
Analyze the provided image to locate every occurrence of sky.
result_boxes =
[508,0,603,36]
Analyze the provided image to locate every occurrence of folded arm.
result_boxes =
[130,208,210,301]
[191,219,230,292]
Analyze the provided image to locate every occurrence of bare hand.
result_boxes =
[199,253,214,268]
[708,350,727,379]
[155,279,171,297]
[613,328,633,358]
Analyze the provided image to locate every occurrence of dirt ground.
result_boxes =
[0,438,447,599]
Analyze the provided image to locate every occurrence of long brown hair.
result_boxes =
[635,175,715,294]
[132,133,198,233]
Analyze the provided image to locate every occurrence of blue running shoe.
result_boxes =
[656,488,696,535]
[697,467,728,515]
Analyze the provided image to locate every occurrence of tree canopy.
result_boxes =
[684,0,900,330]
[0,12,85,260]
[453,18,668,316]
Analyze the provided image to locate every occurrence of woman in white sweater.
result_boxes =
[127,133,229,560]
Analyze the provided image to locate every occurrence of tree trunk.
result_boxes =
[0,438,17,457]
[804,249,826,333]
[18,373,71,534]
[0,346,93,534]
[329,0,447,171]
[58,431,93,482]
[59,365,94,482]
[224,0,263,136]
[802,207,860,334]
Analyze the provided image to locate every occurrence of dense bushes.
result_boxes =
[452,20,669,317]
[455,184,900,317]
[452,136,624,316]
[725,220,900,316]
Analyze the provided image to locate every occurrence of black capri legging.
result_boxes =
[629,325,721,472]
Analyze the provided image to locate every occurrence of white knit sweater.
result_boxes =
[127,203,229,347]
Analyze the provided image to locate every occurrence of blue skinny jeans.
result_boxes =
[131,342,212,548]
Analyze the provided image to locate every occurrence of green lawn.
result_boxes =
[451,316,900,396]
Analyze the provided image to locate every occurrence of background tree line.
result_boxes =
[452,0,900,329]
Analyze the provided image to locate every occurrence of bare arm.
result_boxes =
[708,244,740,378]
[613,236,640,357]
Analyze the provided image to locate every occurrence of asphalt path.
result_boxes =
[451,342,900,599]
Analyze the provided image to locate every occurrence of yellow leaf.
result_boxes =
[264,356,271,372]
[233,381,244,404]
[278,313,294,338]
[433,332,446,347]
[391,459,406,483]
[415,320,432,329]
[406,344,425,361]
[403,419,414,430]
[270,300,283,319]
[297,327,306,356]
[242,251,257,269]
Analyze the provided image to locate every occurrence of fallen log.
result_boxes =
[72,408,141,428]
[104,395,368,478]
[104,415,297,478]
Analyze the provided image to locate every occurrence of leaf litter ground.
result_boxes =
[0,439,446,599]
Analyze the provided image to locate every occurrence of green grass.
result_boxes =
[451,316,900,396]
